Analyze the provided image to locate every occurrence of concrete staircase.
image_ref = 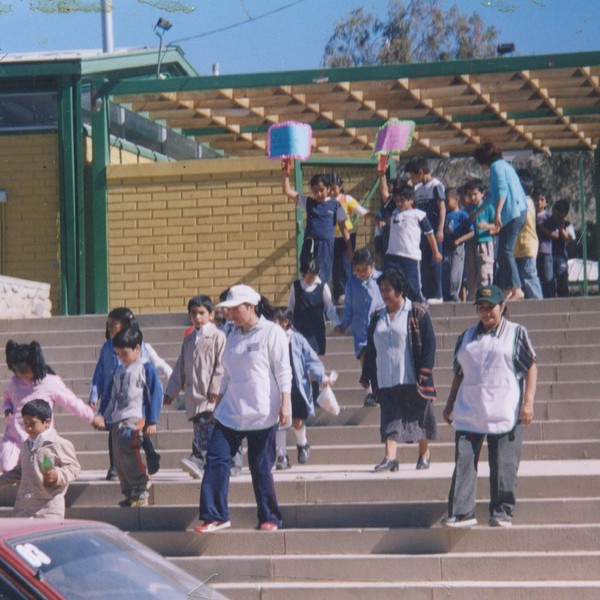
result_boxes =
[1,298,600,599]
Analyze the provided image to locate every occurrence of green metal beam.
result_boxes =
[57,75,79,315]
[73,77,86,314]
[0,60,80,78]
[595,145,600,288]
[107,50,600,96]
[579,155,588,296]
[87,82,110,314]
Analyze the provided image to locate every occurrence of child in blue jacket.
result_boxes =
[97,327,163,508]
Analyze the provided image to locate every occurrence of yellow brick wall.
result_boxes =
[0,134,61,313]
[106,157,298,312]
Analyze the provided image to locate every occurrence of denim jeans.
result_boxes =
[497,209,527,290]
[537,253,554,298]
[447,425,524,519]
[384,254,424,303]
[516,256,543,299]
[200,421,281,527]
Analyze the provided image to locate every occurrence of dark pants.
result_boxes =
[301,237,334,286]
[447,424,524,520]
[554,256,569,297]
[108,428,158,468]
[200,421,281,527]
[420,240,443,300]
[384,254,423,303]
[111,419,149,497]
[332,232,356,302]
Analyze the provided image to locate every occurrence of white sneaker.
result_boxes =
[180,456,204,479]
[442,515,477,528]
[193,520,231,533]
[427,297,444,305]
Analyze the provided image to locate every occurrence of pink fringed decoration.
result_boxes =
[373,119,415,157]
[268,121,312,160]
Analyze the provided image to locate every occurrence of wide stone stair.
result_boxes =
[1,297,600,599]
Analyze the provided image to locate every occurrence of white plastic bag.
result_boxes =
[316,371,340,415]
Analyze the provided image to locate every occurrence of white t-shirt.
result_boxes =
[386,208,433,261]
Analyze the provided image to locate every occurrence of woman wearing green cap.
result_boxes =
[441,284,537,528]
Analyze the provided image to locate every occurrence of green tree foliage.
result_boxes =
[323,0,499,67]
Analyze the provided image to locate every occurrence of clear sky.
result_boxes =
[0,0,598,76]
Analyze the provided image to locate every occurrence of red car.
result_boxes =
[0,518,229,599]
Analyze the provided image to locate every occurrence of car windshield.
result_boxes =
[7,525,227,600]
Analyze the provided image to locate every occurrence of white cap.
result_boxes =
[216,284,261,308]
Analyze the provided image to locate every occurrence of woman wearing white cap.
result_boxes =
[195,284,292,533]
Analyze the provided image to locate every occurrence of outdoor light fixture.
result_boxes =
[155,17,172,32]
[154,17,173,78]
[497,43,515,56]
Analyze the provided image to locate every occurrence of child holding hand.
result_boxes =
[2,340,95,473]
[96,327,163,508]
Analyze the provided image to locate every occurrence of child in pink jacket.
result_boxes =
[2,340,95,472]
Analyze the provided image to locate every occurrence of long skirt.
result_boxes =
[379,384,437,443]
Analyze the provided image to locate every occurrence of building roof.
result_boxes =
[0,47,198,81]
[107,50,600,159]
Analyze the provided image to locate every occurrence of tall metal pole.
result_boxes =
[579,154,588,296]
[101,0,114,54]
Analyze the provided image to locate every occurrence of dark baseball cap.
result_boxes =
[474,285,504,305]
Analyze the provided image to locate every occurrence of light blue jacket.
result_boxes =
[483,159,527,225]
[290,330,326,418]
[340,270,384,357]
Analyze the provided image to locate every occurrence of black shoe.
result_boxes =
[374,458,399,472]
[416,454,430,470]
[297,444,310,464]
[363,393,377,407]
[275,455,291,470]
[118,497,131,508]
[147,452,161,475]
[106,467,118,481]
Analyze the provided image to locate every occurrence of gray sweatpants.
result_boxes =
[447,424,524,519]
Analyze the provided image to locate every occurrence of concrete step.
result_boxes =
[66,436,600,471]
[134,524,600,557]
[2,461,596,508]
[61,497,600,532]
[211,581,600,600]
[169,551,600,584]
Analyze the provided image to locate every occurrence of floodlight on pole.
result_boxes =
[497,43,515,56]
[154,17,173,78]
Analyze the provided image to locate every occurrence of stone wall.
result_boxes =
[0,275,52,319]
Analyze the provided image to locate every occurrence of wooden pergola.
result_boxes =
[106,50,600,160]
[81,50,600,307]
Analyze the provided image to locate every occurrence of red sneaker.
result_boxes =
[258,522,279,531]
[193,520,231,533]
